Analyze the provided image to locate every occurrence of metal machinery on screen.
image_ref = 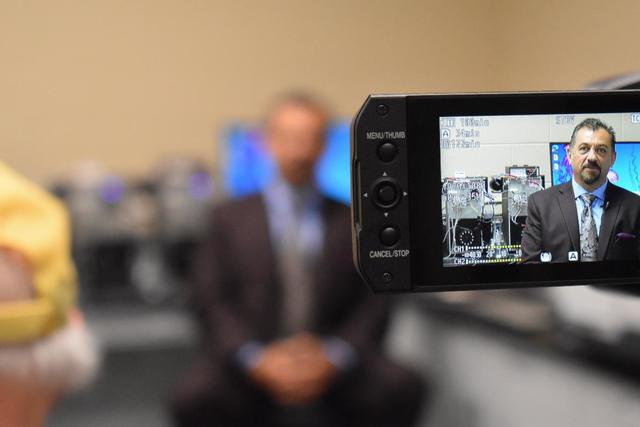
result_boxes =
[442,166,544,265]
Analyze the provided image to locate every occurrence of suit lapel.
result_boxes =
[254,196,277,281]
[556,182,580,251]
[598,184,621,260]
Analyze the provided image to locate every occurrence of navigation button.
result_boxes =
[370,178,402,209]
[377,184,397,205]
[377,142,398,162]
[380,226,400,246]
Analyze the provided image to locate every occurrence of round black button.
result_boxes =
[370,178,402,209]
[377,142,398,162]
[377,184,397,205]
[380,226,400,246]
[376,103,389,116]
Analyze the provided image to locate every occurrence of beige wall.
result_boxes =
[1,0,639,182]
[492,0,640,91]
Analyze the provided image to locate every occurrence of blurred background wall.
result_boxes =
[2,0,639,182]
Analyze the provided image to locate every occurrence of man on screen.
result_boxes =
[521,118,640,263]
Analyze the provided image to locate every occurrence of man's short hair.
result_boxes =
[569,117,616,151]
[264,91,331,131]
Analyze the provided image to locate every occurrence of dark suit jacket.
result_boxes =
[191,193,389,368]
[521,181,640,263]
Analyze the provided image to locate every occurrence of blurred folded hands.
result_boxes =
[249,333,338,406]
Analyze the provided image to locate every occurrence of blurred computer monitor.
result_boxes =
[220,121,351,204]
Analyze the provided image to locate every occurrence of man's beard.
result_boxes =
[580,162,601,185]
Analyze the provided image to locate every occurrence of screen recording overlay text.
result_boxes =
[440,112,640,267]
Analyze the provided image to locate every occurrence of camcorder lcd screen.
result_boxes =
[439,112,640,267]
[405,91,640,289]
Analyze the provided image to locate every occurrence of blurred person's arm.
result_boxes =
[325,207,392,364]
[329,284,390,365]
[190,202,260,368]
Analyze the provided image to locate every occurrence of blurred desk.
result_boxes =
[387,292,640,427]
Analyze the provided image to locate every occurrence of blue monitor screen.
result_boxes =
[222,121,351,204]
[549,141,640,194]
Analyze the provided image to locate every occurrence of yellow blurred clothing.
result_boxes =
[0,161,76,344]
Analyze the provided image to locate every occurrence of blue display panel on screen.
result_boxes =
[222,121,351,204]
[550,141,640,194]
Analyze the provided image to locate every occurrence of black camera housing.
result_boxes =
[351,90,640,293]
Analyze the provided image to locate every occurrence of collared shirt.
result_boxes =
[263,175,324,263]
[572,178,608,236]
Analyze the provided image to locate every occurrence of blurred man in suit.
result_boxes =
[521,118,640,264]
[0,161,98,427]
[171,93,425,427]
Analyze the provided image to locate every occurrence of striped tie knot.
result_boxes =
[580,193,597,207]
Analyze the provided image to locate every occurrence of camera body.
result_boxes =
[351,91,640,293]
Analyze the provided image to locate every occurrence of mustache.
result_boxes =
[582,160,601,171]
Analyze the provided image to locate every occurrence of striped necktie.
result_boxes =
[579,193,598,262]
